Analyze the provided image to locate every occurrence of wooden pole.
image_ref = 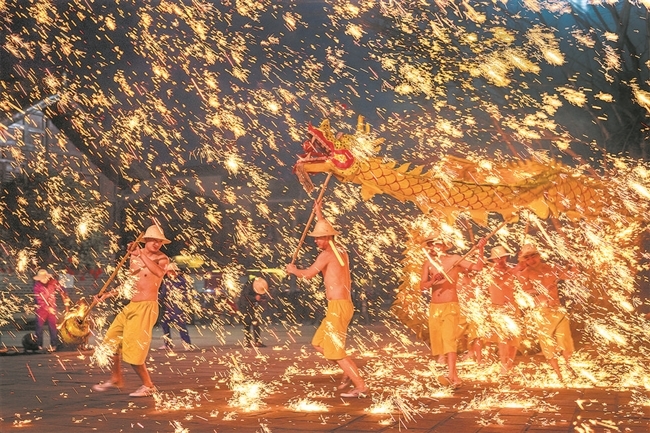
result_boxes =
[440,217,512,277]
[82,231,145,320]
[290,173,333,264]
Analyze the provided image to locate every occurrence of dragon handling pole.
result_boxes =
[81,231,145,321]
[291,172,333,265]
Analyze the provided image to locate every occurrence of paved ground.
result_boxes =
[1,320,650,432]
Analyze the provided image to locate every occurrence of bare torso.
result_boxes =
[488,264,516,306]
[314,246,351,301]
[424,254,466,304]
[129,249,169,302]
[517,262,562,307]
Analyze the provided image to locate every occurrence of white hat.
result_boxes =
[253,277,269,295]
[33,269,53,283]
[489,246,510,261]
[143,225,171,244]
[421,231,453,250]
[519,243,539,258]
[308,219,340,237]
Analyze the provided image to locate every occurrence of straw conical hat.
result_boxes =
[519,243,539,258]
[33,269,53,283]
[489,246,510,261]
[143,225,171,244]
[421,231,453,250]
[308,219,340,237]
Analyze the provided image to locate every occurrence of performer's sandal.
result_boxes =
[129,385,156,397]
[437,375,462,389]
[92,381,119,392]
[340,388,368,398]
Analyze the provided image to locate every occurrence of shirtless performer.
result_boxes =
[420,233,487,388]
[92,225,171,397]
[485,246,520,375]
[516,243,576,381]
[286,201,368,398]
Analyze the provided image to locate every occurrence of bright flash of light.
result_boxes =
[224,152,242,175]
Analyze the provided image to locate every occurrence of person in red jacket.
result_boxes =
[32,268,70,352]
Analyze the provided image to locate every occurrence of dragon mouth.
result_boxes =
[296,127,333,164]
[295,123,354,170]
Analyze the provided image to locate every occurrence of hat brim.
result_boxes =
[308,230,339,237]
[144,237,171,245]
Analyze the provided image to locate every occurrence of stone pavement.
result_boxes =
[1,321,649,432]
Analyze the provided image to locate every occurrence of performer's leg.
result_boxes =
[35,310,45,348]
[161,317,173,347]
[242,315,252,345]
[178,320,191,345]
[337,356,366,392]
[47,312,61,347]
[110,353,124,385]
[447,351,460,385]
[131,362,154,388]
[252,319,261,344]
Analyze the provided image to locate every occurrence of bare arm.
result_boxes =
[420,262,430,291]
[462,237,487,272]
[286,252,328,279]
[131,248,168,278]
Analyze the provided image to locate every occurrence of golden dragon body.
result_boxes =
[295,118,618,226]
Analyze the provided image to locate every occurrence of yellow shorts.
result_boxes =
[103,300,159,365]
[429,302,461,356]
[531,306,574,359]
[312,300,354,360]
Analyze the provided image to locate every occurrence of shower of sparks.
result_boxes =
[2,0,650,431]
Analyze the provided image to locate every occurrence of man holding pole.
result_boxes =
[91,224,171,397]
[420,232,487,389]
[286,200,368,398]
[515,243,576,381]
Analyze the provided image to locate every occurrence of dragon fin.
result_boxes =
[469,210,490,227]
[396,163,411,174]
[528,198,551,219]
[360,182,383,200]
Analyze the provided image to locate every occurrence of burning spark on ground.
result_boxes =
[287,398,330,412]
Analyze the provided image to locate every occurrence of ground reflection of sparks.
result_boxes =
[458,389,560,412]
[287,397,330,412]
[227,365,275,412]
[154,389,205,411]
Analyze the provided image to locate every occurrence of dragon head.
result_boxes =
[297,119,356,171]
[293,119,357,192]
[294,117,383,192]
